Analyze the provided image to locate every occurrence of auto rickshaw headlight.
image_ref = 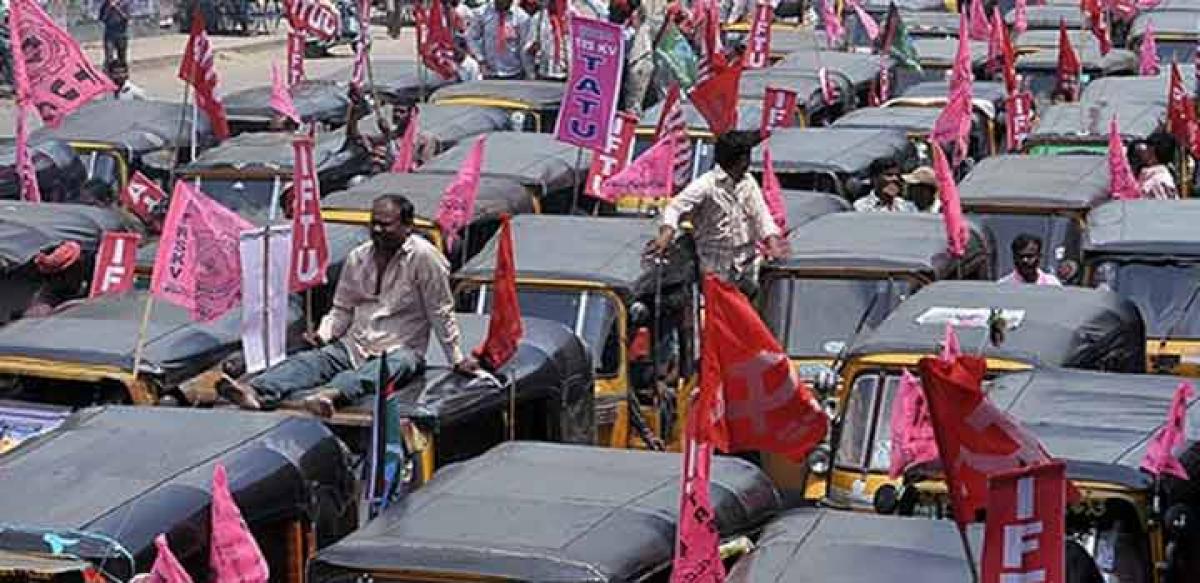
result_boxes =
[509,111,528,131]
[1056,259,1079,283]
[1165,503,1195,541]
[1093,261,1117,290]
[807,444,831,475]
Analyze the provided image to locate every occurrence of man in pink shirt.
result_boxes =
[998,234,1062,286]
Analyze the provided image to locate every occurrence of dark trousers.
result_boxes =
[103,33,128,66]
[249,341,423,409]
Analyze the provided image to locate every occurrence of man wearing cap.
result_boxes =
[648,131,787,298]
[901,166,940,212]
[24,241,88,318]
[854,157,919,213]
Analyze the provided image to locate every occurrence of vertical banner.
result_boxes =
[290,134,329,292]
[554,15,625,151]
[585,111,637,197]
[1005,91,1033,152]
[89,232,142,299]
[287,30,307,85]
[746,0,773,69]
[982,462,1067,583]
[121,171,168,230]
[670,438,725,582]
[760,87,797,135]
[240,225,293,374]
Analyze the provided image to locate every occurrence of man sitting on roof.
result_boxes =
[854,157,919,213]
[998,233,1063,286]
[222,195,479,417]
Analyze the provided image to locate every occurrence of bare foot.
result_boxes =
[218,375,262,410]
[303,393,336,418]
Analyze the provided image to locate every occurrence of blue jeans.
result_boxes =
[249,342,423,409]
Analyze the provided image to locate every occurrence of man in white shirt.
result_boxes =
[854,157,919,213]
[466,0,533,79]
[105,60,146,101]
[998,233,1063,286]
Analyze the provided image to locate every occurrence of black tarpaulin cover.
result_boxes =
[323,171,531,220]
[957,154,1110,210]
[32,100,215,155]
[750,127,914,175]
[1085,199,1200,258]
[0,139,87,203]
[638,100,767,132]
[418,131,592,195]
[0,201,134,271]
[431,80,566,111]
[224,80,353,125]
[781,190,851,228]
[416,104,513,150]
[309,441,781,582]
[776,212,986,274]
[317,59,456,104]
[181,129,358,175]
[1028,101,1165,143]
[832,106,944,134]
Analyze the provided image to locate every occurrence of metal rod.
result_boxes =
[130,296,156,382]
[569,146,584,214]
[957,523,981,583]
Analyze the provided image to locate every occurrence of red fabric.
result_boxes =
[1057,20,1081,100]
[1108,116,1142,200]
[760,143,786,232]
[147,534,194,583]
[415,0,458,81]
[940,321,962,361]
[1013,0,1027,37]
[597,135,675,200]
[669,427,724,583]
[656,83,694,187]
[986,6,1005,75]
[392,107,420,173]
[585,111,638,198]
[290,134,330,292]
[1001,18,1018,94]
[209,464,269,582]
[888,369,939,478]
[1004,91,1034,151]
[178,11,230,139]
[1140,381,1194,480]
[34,241,80,273]
[951,13,973,96]
[1082,0,1112,55]
[473,214,523,369]
[1167,63,1200,158]
[745,0,773,69]
[121,171,167,230]
[1139,22,1160,76]
[981,462,1067,583]
[931,143,968,257]
[968,0,991,41]
[760,86,798,136]
[89,232,141,298]
[693,274,828,461]
[916,355,1063,526]
[496,11,508,53]
[690,61,743,136]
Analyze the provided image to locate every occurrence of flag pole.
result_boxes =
[568,146,584,214]
[416,0,427,102]
[191,97,199,162]
[956,525,981,583]
[130,296,156,385]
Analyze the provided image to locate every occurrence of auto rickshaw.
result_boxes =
[1007,4,1088,31]
[322,172,533,265]
[821,281,1146,513]
[223,79,357,134]
[455,215,697,450]
[1024,100,1166,155]
[956,154,1110,281]
[308,441,781,582]
[722,20,807,61]
[1015,32,1138,100]
[317,58,457,105]
[887,79,1008,156]
[885,367,1200,583]
[0,406,356,582]
[430,80,565,133]
[856,0,958,17]
[0,138,86,203]
[418,131,591,214]
[31,99,217,195]
[1129,11,1200,64]
[750,127,917,200]
[774,49,896,107]
[897,37,991,89]
[848,10,963,47]
[1084,199,1200,376]
[1081,71,1189,108]
[832,105,995,162]
[739,69,852,125]
[0,201,141,326]
[726,509,982,583]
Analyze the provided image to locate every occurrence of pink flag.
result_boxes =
[1013,0,1027,37]
[14,106,41,203]
[596,136,675,201]
[931,84,972,163]
[818,67,838,106]
[1005,91,1034,151]
[986,7,1005,75]
[270,62,302,126]
[940,321,962,361]
[1139,22,1160,76]
[669,437,725,583]
[1141,382,1195,480]
[951,13,973,94]
[391,107,420,173]
[148,534,194,583]
[821,0,844,48]
[150,181,253,322]
[290,133,330,292]
[849,0,878,41]
[968,0,991,41]
[1108,116,1142,200]
[932,142,969,258]
[210,464,269,583]
[888,369,940,478]
[8,0,115,127]
[287,30,306,85]
[436,135,486,249]
[761,143,786,232]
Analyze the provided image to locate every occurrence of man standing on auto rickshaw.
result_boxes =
[648,131,787,299]
[221,195,479,416]
[466,0,533,79]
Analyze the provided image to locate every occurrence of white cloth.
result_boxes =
[1138,164,1179,200]
[853,192,919,213]
[997,269,1062,286]
[107,81,146,100]
[456,55,483,81]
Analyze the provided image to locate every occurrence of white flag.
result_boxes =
[240,225,293,374]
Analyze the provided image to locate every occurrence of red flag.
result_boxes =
[1057,21,1081,101]
[1005,91,1034,151]
[693,0,726,81]
[350,35,368,92]
[436,135,486,249]
[415,0,460,80]
[760,86,798,136]
[121,171,167,231]
[821,0,844,48]
[693,274,828,461]
[597,135,675,201]
[1139,22,1160,76]
[270,62,302,126]
[917,355,1062,526]
[391,107,421,173]
[290,133,330,292]
[931,84,972,163]
[586,111,638,197]
[745,0,773,69]
[1140,382,1195,480]
[818,67,838,106]
[14,106,41,203]
[287,30,306,85]
[473,214,523,370]
[931,142,969,257]
[209,464,269,583]
[849,0,879,41]
[151,181,253,322]
[179,10,230,139]
[1013,0,1027,37]
[981,462,1067,583]
[669,430,724,583]
[1166,63,1199,158]
[148,534,194,583]
[656,83,694,187]
[89,231,141,299]
[1108,116,1142,200]
[952,13,973,96]
[8,0,115,127]
[760,143,786,232]
[1082,0,1112,55]
[986,7,1005,75]
[1001,17,1018,94]
[284,0,340,40]
[968,0,991,41]
[690,61,743,136]
[888,369,940,478]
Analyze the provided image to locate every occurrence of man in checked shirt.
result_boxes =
[648,131,788,298]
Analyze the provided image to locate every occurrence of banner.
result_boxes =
[287,30,307,86]
[121,171,167,230]
[760,87,797,135]
[285,0,339,40]
[982,462,1067,583]
[745,0,773,69]
[1005,91,1033,152]
[240,225,292,374]
[89,231,141,299]
[414,0,458,81]
[669,437,724,583]
[9,0,115,127]
[290,134,330,292]
[596,136,674,201]
[555,15,624,152]
[585,111,637,197]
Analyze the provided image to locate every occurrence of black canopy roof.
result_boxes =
[638,100,765,132]
[418,132,591,194]
[457,215,653,295]
[737,70,831,109]
[1006,4,1086,29]
[857,0,955,13]
[317,59,456,104]
[1130,10,1200,39]
[323,172,531,220]
[0,201,135,271]
[773,49,892,88]
[771,212,987,274]
[1085,199,1200,258]
[0,138,86,203]
[1016,38,1137,72]
[727,508,981,583]
[416,103,513,150]
[32,100,216,156]
[899,80,1008,108]
[0,406,351,580]
[309,441,781,582]
[1026,101,1165,144]
[180,128,360,176]
[750,127,914,175]
[431,80,566,111]
[957,154,1110,210]
[832,105,944,134]
[847,280,1146,371]
[223,80,353,126]
[1081,73,1189,107]
[909,37,990,68]
[782,189,851,226]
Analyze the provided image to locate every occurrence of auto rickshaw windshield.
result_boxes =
[1094,260,1200,339]
[477,286,620,376]
[970,212,1080,278]
[196,178,279,217]
[764,277,912,358]
[836,371,903,473]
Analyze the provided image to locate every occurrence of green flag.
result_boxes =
[655,23,699,89]
[880,4,921,71]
